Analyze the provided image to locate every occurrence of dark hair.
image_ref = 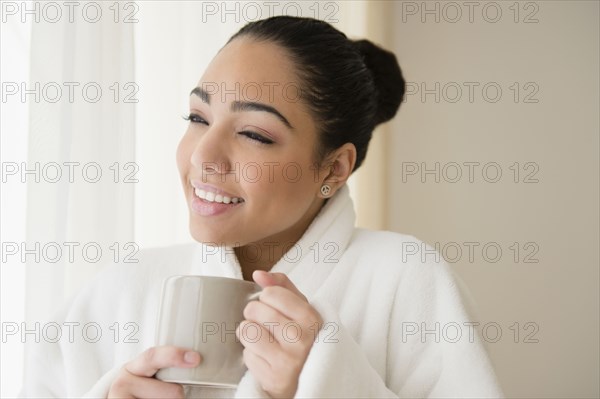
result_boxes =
[228,16,405,171]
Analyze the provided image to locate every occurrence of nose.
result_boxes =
[190,123,232,179]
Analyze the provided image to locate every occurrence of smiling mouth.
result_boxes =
[192,187,245,204]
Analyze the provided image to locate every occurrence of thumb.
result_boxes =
[252,270,307,301]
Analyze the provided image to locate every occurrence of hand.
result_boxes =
[108,345,201,398]
[236,271,323,398]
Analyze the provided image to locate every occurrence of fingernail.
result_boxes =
[184,351,200,364]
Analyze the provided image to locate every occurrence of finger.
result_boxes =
[243,348,299,398]
[107,389,134,399]
[243,301,301,348]
[258,286,320,328]
[236,320,284,360]
[238,320,307,362]
[125,346,201,377]
[242,347,273,382]
[253,271,307,301]
[110,373,185,399]
[244,298,290,327]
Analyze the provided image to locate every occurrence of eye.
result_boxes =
[182,113,208,125]
[238,131,274,145]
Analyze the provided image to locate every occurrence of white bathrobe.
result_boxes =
[20,185,503,398]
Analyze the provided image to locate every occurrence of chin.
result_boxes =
[190,226,222,246]
[189,222,237,247]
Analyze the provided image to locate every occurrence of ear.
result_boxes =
[318,143,357,198]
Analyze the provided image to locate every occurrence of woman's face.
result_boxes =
[177,37,328,247]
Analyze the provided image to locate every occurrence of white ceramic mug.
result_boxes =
[155,275,261,387]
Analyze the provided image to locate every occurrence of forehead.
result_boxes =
[197,37,304,108]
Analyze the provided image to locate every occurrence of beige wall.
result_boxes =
[373,1,598,397]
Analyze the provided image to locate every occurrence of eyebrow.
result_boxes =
[190,87,294,130]
[190,87,210,103]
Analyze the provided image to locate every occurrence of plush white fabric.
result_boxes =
[19,185,503,398]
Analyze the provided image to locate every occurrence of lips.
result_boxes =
[188,181,245,216]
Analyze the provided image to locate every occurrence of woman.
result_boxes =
[20,16,503,398]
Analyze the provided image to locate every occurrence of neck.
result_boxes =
[235,241,291,281]
[235,197,326,281]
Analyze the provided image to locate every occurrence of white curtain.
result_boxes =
[25,1,136,324]
[1,1,390,396]
[1,12,31,398]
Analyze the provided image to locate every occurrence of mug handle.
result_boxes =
[247,291,262,302]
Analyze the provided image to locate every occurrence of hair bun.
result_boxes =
[353,39,405,125]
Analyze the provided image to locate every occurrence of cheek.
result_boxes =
[243,160,318,209]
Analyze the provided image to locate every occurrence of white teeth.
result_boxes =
[194,187,243,204]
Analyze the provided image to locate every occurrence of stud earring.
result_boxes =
[320,184,331,196]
